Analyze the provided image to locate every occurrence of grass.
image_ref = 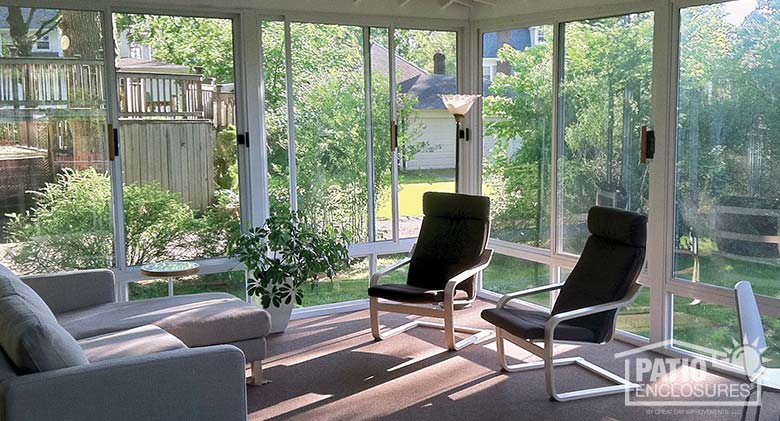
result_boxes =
[672,251,780,365]
[376,169,454,219]
[128,271,246,301]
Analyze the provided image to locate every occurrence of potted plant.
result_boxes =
[229,211,350,333]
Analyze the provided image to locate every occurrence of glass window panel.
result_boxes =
[371,27,394,241]
[299,256,369,307]
[261,20,291,216]
[671,295,780,367]
[290,23,369,243]
[558,14,654,255]
[0,7,113,274]
[129,270,246,301]
[377,252,410,285]
[617,287,650,338]
[113,13,240,266]
[481,26,553,248]
[673,1,780,296]
[483,254,550,308]
[394,29,457,238]
[559,267,649,338]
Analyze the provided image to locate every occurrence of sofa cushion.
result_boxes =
[0,350,19,384]
[58,293,271,347]
[0,265,89,374]
[0,265,56,319]
[78,325,187,362]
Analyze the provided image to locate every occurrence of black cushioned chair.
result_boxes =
[369,192,494,351]
[481,206,647,401]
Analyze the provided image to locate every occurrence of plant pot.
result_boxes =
[258,276,295,334]
[264,299,294,334]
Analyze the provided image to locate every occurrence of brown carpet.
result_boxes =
[247,300,778,420]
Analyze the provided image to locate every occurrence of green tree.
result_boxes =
[484,18,654,249]
[115,14,235,82]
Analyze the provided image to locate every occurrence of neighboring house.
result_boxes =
[389,27,538,171]
[0,8,63,57]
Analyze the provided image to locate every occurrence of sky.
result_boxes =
[722,0,758,25]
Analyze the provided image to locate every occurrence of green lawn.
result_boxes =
[376,169,454,218]
[672,252,780,365]
[128,271,246,301]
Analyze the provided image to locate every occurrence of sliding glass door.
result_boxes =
[394,29,458,239]
[111,12,245,299]
[479,12,654,337]
[670,0,780,362]
[557,13,654,256]
[0,6,114,275]
[480,25,553,303]
[260,20,459,307]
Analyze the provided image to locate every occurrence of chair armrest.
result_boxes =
[444,249,494,298]
[20,269,117,314]
[544,287,643,345]
[0,345,247,421]
[370,257,412,287]
[497,282,566,308]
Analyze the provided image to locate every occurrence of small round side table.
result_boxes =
[140,261,200,297]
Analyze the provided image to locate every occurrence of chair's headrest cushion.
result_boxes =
[423,192,490,220]
[587,206,647,247]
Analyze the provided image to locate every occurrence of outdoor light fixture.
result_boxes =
[440,94,480,191]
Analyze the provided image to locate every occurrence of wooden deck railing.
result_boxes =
[0,57,104,108]
[0,57,235,127]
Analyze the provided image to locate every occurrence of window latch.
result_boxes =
[641,126,654,163]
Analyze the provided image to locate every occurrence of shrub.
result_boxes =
[4,168,235,274]
[4,168,114,273]
[214,126,238,190]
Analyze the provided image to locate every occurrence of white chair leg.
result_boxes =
[370,299,492,350]
[444,306,456,350]
[370,297,382,340]
[496,329,641,402]
[370,298,423,341]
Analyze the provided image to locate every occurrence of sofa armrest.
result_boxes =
[20,269,116,314]
[0,345,247,421]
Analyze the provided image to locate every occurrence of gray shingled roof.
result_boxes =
[399,73,492,110]
[370,43,427,83]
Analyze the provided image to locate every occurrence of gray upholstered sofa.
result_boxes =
[0,264,271,421]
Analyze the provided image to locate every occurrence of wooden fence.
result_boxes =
[120,119,215,210]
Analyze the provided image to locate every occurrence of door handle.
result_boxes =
[391,121,398,151]
[641,126,654,163]
[108,124,119,161]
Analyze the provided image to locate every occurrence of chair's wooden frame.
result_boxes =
[369,248,495,351]
[491,283,643,402]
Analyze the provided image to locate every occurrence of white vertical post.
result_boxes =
[389,26,400,241]
[284,18,299,212]
[550,20,564,260]
[649,2,676,345]
[459,22,480,195]
[237,11,267,230]
[363,26,376,243]
[102,6,129,301]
